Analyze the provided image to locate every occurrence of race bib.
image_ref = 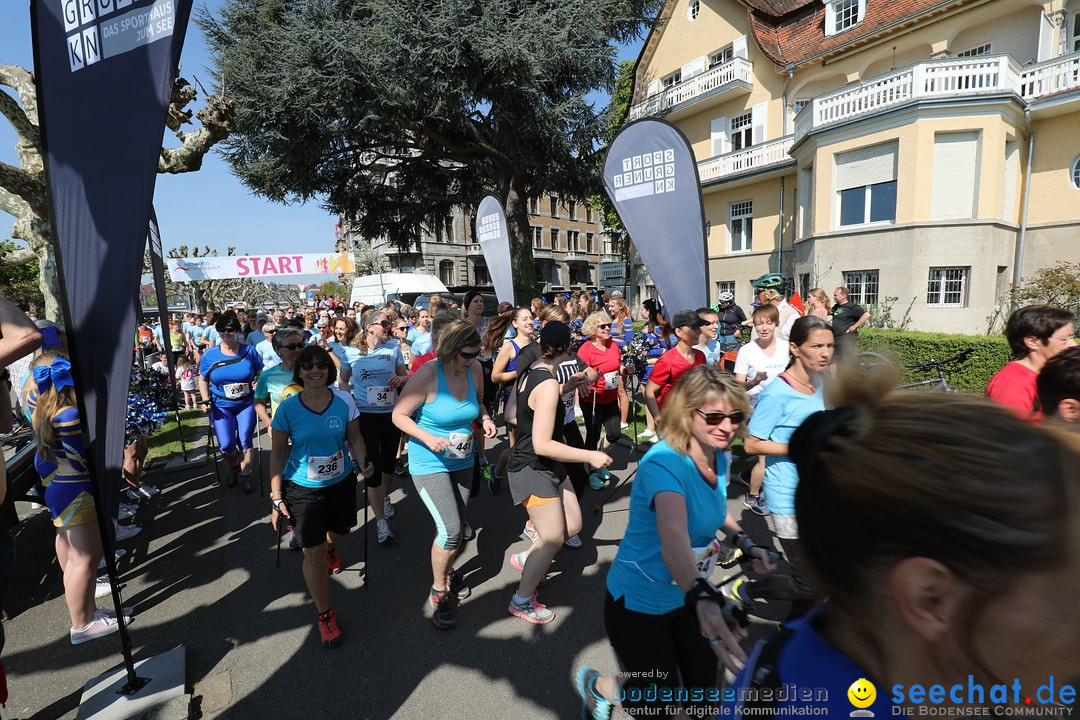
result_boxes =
[367,385,394,408]
[674,538,724,584]
[444,432,474,460]
[603,371,620,389]
[308,449,344,482]
[223,382,251,400]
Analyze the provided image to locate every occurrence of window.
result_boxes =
[709,46,733,69]
[443,216,455,243]
[549,197,558,218]
[688,0,700,21]
[585,205,593,223]
[567,230,580,251]
[730,112,753,151]
[793,99,809,116]
[439,260,455,286]
[843,270,879,306]
[799,274,810,300]
[729,200,753,253]
[716,281,735,301]
[835,142,898,228]
[532,226,544,248]
[529,197,540,215]
[1072,13,1080,53]
[568,200,576,221]
[662,69,682,89]
[927,267,969,307]
[956,44,991,58]
[830,0,861,35]
[1071,157,1080,190]
[930,132,979,221]
[550,228,560,250]
[474,264,490,286]
[586,232,594,254]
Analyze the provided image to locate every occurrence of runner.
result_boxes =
[486,307,535,493]
[198,310,264,493]
[644,309,707,427]
[505,322,612,624]
[340,309,408,544]
[576,311,626,489]
[392,320,498,629]
[575,365,773,718]
[269,345,374,649]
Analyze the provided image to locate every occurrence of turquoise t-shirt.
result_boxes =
[746,377,825,517]
[411,332,433,357]
[254,364,302,418]
[697,337,724,366]
[347,343,404,413]
[271,392,357,488]
[606,440,729,615]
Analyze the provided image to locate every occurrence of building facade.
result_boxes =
[342,195,605,296]
[630,0,1080,332]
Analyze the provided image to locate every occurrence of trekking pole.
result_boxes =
[255,424,264,497]
[275,508,284,568]
[362,479,369,589]
[207,404,223,487]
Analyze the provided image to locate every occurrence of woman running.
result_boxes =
[739,315,834,619]
[199,310,264,493]
[340,308,407,544]
[26,352,133,644]
[486,307,535,493]
[393,320,497,629]
[575,365,775,718]
[506,322,612,624]
[576,311,625,490]
[270,345,373,649]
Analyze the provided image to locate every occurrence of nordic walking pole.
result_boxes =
[362,478,369,589]
[275,504,284,568]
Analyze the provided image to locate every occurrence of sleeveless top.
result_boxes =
[508,366,565,475]
[408,361,479,474]
[506,341,522,374]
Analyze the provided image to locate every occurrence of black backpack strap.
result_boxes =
[204,353,247,387]
[733,626,796,719]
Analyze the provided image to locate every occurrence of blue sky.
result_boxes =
[0,1,643,279]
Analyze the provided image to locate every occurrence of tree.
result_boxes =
[0,239,43,310]
[0,65,235,324]
[199,0,663,302]
[591,59,636,257]
[318,281,348,303]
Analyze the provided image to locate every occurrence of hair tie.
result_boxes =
[40,325,62,349]
[789,406,857,483]
[33,357,75,395]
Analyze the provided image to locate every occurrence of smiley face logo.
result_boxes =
[848,678,876,709]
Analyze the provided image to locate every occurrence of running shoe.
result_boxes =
[487,468,502,495]
[575,667,614,720]
[118,505,136,521]
[509,550,527,573]
[288,526,300,550]
[508,595,555,624]
[241,476,255,494]
[431,590,457,629]
[382,497,395,519]
[636,428,656,441]
[70,614,122,645]
[317,609,342,648]
[94,606,133,621]
[94,578,112,599]
[620,423,629,430]
[114,524,142,542]
[522,521,540,544]
[394,459,408,475]
[137,483,160,498]
[462,524,475,542]
[747,493,770,516]
[376,519,393,544]
[326,547,342,575]
[564,535,582,549]
[723,577,753,608]
[446,568,472,601]
[226,465,239,488]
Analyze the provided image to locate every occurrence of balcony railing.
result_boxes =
[795,53,1080,141]
[533,247,552,259]
[629,57,753,120]
[564,250,589,262]
[698,135,795,183]
[466,243,483,256]
[601,253,622,263]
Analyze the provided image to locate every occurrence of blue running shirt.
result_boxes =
[272,391,359,488]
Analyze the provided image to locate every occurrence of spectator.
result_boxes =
[830,286,869,359]
[714,291,746,345]
[644,309,706,425]
[987,304,1076,422]
[1037,346,1080,425]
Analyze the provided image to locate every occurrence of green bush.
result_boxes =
[856,328,1011,393]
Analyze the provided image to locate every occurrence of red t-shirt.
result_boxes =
[986,361,1042,423]
[576,339,623,405]
[409,350,437,377]
[651,346,706,409]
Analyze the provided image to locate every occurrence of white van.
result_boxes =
[350,272,450,307]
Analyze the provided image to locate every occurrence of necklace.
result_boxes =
[784,371,815,391]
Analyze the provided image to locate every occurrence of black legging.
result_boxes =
[480,360,498,416]
[581,399,621,452]
[744,535,818,621]
[561,419,590,498]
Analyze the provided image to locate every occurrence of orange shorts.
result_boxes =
[523,494,558,508]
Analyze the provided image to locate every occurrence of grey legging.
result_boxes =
[412,467,472,551]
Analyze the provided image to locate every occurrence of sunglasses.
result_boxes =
[459,351,480,360]
[300,360,332,370]
[395,326,408,332]
[369,320,389,329]
[597,323,611,330]
[695,409,745,425]
[280,343,304,351]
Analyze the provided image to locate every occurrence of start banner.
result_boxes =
[167,252,356,280]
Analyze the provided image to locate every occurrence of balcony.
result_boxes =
[466,243,483,256]
[384,243,420,256]
[564,250,589,263]
[795,53,1080,142]
[601,253,622,263]
[698,136,795,185]
[628,57,753,122]
[533,247,553,259]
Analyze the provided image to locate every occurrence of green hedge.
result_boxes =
[856,328,1011,393]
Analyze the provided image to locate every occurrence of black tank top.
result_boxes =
[508,366,565,474]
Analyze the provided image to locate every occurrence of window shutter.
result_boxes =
[751,103,767,145]
[835,141,898,191]
[1002,141,1019,223]
[930,132,979,221]
[682,56,706,79]
[733,35,748,59]
[1038,12,1055,62]
[647,80,660,97]
[711,117,728,156]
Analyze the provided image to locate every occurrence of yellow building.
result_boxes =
[629,0,1080,332]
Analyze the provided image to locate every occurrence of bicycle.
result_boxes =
[857,346,977,393]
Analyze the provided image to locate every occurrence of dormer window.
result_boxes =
[825,0,866,37]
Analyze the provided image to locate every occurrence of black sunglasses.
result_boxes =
[369,320,390,329]
[597,323,611,330]
[459,350,480,360]
[300,360,332,370]
[695,409,745,425]
[395,326,408,332]
[280,343,304,351]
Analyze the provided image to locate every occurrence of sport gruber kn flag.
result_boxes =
[602,119,709,314]
[32,0,194,534]
[475,196,515,305]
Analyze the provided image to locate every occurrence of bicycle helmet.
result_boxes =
[751,273,787,290]
[718,291,735,303]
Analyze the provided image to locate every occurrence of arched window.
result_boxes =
[688,0,700,21]
[1071,156,1080,190]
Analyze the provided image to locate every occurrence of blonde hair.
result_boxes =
[436,320,482,367]
[610,298,630,324]
[27,352,79,462]
[582,311,612,339]
[657,365,750,454]
[539,306,570,324]
[351,308,386,355]
[808,288,832,314]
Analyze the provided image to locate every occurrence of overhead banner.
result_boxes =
[475,196,514,304]
[31,0,194,544]
[167,252,356,281]
[602,119,709,314]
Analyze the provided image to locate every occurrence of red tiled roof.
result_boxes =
[746,0,974,67]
